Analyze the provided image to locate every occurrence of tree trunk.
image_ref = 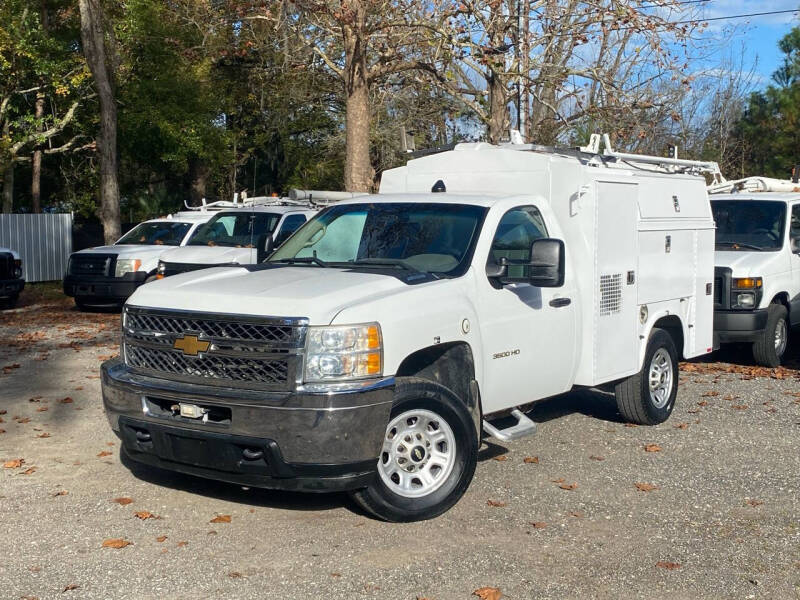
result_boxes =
[488,69,507,145]
[79,0,120,245]
[342,2,373,192]
[2,161,13,214]
[32,92,45,213]
[189,158,209,206]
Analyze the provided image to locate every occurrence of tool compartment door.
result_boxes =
[593,182,639,382]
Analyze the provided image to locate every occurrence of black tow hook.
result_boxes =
[242,448,264,461]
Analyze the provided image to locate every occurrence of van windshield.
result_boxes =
[268,202,487,276]
[189,212,281,247]
[711,200,786,251]
[116,222,192,246]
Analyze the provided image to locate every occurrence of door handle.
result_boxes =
[549,297,571,308]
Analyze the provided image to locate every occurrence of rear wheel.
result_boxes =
[350,378,478,522]
[615,328,679,425]
[752,304,788,368]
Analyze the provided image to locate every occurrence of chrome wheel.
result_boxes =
[774,317,788,356]
[648,348,673,409]
[378,409,456,499]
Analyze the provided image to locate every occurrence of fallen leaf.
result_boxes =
[552,477,565,483]
[97,451,112,457]
[559,482,578,490]
[486,499,507,507]
[656,561,681,570]
[330,572,341,577]
[156,535,168,542]
[528,521,547,529]
[134,511,158,520]
[568,511,583,518]
[177,541,188,547]
[63,583,80,592]
[3,458,24,469]
[745,499,763,507]
[36,407,48,412]
[644,444,662,453]
[635,482,658,492]
[697,401,709,407]
[59,397,73,404]
[673,423,688,429]
[688,408,701,414]
[74,386,83,391]
[52,490,68,497]
[16,417,30,423]
[523,456,539,464]
[473,587,502,600]
[228,572,243,578]
[733,405,749,410]
[210,514,232,523]
[112,497,133,505]
[22,466,37,475]
[701,391,719,397]
[36,432,51,438]
[624,423,638,428]
[589,455,605,461]
[492,455,508,462]
[102,538,132,549]
[0,410,6,415]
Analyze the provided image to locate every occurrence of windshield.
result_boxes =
[116,221,192,246]
[189,212,281,247]
[711,200,787,251]
[269,202,487,276]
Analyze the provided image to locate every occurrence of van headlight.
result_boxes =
[304,323,382,382]
[13,259,22,279]
[731,276,762,309]
[156,261,166,279]
[115,258,142,277]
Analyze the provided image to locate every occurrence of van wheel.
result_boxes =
[752,304,788,368]
[614,328,678,425]
[350,378,478,522]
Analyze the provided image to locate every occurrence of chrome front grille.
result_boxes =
[123,306,307,390]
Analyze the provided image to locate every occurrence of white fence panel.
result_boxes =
[0,213,73,282]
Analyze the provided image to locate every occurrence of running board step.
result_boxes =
[482,409,537,442]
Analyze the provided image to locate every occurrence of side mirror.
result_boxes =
[257,234,274,263]
[529,238,565,287]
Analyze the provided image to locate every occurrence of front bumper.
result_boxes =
[64,272,148,302]
[714,308,769,343]
[101,359,394,492]
[0,278,24,298]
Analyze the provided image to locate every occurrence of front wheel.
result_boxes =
[752,304,789,367]
[350,378,478,522]
[614,328,679,425]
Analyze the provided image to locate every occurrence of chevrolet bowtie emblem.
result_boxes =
[173,334,210,356]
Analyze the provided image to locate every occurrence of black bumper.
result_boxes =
[0,278,24,298]
[714,308,769,343]
[102,360,394,493]
[63,272,148,302]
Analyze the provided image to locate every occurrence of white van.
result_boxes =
[102,135,716,521]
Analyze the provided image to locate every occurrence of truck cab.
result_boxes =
[101,139,716,521]
[709,190,800,366]
[64,211,216,310]
[155,205,317,279]
[0,246,24,309]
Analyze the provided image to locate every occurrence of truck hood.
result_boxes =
[159,245,254,265]
[715,250,788,278]
[127,265,422,324]
[73,245,171,259]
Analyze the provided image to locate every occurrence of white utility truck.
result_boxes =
[102,135,716,521]
[707,176,800,366]
[0,246,24,308]
[64,210,218,309]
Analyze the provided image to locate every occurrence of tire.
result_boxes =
[74,298,90,311]
[752,304,789,368]
[614,328,679,425]
[349,378,478,522]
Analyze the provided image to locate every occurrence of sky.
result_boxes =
[697,0,799,86]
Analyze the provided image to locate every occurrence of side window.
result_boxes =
[275,214,307,244]
[791,205,800,252]
[489,206,548,278]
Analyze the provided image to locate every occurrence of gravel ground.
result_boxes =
[1,288,799,600]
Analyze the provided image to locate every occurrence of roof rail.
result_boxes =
[707,176,800,194]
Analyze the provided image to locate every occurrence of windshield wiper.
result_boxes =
[716,241,766,251]
[272,255,330,268]
[351,257,438,278]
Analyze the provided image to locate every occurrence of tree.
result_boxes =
[79,0,119,243]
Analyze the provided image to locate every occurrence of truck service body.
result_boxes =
[102,140,715,521]
[64,211,217,309]
[707,188,800,366]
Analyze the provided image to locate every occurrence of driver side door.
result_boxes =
[791,204,800,327]
[476,206,577,414]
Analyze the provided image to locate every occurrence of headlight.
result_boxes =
[731,276,762,309]
[115,258,142,277]
[734,292,756,309]
[13,259,22,279]
[156,261,166,279]
[304,323,382,382]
